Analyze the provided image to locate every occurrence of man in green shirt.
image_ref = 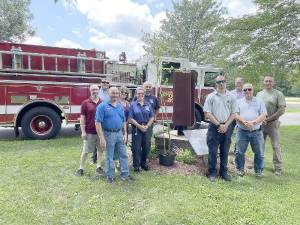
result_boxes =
[257,76,286,176]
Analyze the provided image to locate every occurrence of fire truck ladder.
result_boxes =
[0,47,135,84]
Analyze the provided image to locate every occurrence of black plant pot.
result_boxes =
[159,153,176,166]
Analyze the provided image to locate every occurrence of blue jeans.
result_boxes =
[207,123,233,177]
[235,128,264,173]
[104,130,129,178]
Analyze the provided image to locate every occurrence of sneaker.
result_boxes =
[134,167,141,173]
[208,175,216,182]
[220,174,232,182]
[121,175,135,181]
[255,171,263,178]
[107,177,114,183]
[141,164,150,171]
[76,169,84,176]
[96,167,103,176]
[275,170,281,176]
[237,170,245,177]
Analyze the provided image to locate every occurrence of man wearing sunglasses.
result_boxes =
[257,76,286,176]
[204,75,238,182]
[235,83,267,177]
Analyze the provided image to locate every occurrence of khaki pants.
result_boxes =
[82,134,100,154]
[262,120,282,171]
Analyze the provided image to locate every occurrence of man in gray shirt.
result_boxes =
[235,83,267,177]
[204,75,238,182]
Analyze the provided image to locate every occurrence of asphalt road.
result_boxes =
[0,113,299,140]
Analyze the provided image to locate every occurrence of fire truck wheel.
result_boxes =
[21,107,61,140]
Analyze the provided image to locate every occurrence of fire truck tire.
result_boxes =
[21,107,61,140]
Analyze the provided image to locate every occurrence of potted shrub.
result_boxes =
[153,56,176,166]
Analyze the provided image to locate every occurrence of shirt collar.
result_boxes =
[215,90,230,96]
[108,101,121,108]
[89,97,100,104]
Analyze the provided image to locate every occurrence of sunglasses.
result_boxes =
[216,80,226,84]
[243,88,253,92]
[102,81,109,84]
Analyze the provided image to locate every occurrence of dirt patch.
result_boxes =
[126,145,253,176]
[147,153,253,176]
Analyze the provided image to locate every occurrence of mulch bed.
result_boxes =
[126,145,253,176]
[147,153,253,176]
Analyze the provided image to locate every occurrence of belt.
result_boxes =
[239,126,261,132]
[104,128,122,132]
[132,123,147,128]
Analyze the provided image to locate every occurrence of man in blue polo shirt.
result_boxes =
[95,87,133,183]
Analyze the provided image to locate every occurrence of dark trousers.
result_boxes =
[207,123,233,176]
[131,126,151,169]
[228,120,237,153]
[91,147,98,163]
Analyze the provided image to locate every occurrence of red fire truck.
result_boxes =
[0,42,221,139]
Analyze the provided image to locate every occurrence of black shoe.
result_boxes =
[237,170,245,177]
[141,165,150,171]
[208,175,216,182]
[107,177,114,183]
[121,175,135,181]
[134,167,141,173]
[96,167,103,176]
[220,174,232,181]
[76,169,84,176]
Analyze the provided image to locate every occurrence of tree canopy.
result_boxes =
[0,0,34,42]
[143,0,300,95]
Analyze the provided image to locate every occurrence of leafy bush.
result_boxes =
[148,144,158,159]
[176,148,197,165]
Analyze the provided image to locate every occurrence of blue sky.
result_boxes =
[26,0,257,60]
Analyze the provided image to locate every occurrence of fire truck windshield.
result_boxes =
[204,71,220,87]
[161,61,181,85]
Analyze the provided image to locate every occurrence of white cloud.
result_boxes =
[70,0,166,60]
[88,30,144,60]
[24,36,45,45]
[221,0,257,18]
[74,0,166,36]
[151,11,167,31]
[54,38,81,49]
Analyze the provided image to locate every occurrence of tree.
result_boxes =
[215,0,300,95]
[143,0,226,64]
[0,0,34,42]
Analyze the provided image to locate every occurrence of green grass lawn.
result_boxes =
[0,127,300,225]
[286,107,300,113]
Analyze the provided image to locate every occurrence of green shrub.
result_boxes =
[176,148,197,165]
[148,144,158,159]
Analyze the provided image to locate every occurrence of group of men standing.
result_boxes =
[76,80,160,183]
[204,75,286,182]
[75,73,286,183]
